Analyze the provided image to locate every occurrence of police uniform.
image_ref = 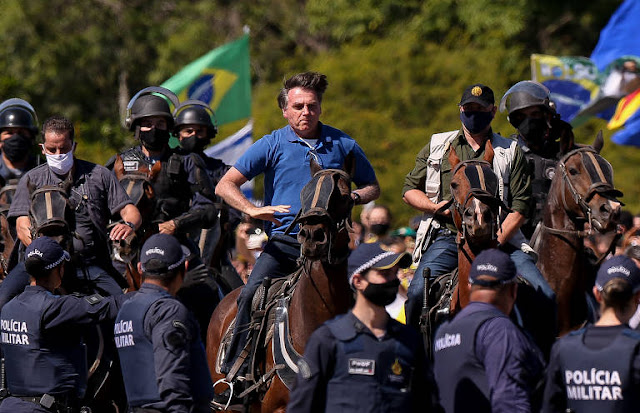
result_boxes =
[107,145,219,337]
[0,286,125,412]
[115,283,213,412]
[433,301,545,413]
[543,325,640,413]
[0,155,40,209]
[287,311,434,413]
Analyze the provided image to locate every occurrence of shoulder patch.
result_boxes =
[84,293,104,305]
[164,320,191,350]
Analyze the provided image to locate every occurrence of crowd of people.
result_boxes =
[0,70,638,413]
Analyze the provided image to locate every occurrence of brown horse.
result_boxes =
[534,132,622,335]
[206,161,355,412]
[421,141,504,358]
[110,154,161,291]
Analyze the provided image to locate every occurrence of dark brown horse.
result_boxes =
[534,132,622,335]
[110,154,161,291]
[447,141,504,312]
[206,160,355,412]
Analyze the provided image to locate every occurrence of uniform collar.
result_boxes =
[139,282,173,296]
[331,311,397,341]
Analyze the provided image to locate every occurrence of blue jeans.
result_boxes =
[223,234,301,374]
[405,233,458,328]
[509,249,555,302]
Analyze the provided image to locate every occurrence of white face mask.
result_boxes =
[46,151,74,175]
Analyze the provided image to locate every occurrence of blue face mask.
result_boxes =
[460,111,494,134]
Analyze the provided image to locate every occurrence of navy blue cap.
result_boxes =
[459,84,495,107]
[140,234,190,273]
[596,255,640,293]
[25,236,70,270]
[469,248,516,287]
[348,242,411,282]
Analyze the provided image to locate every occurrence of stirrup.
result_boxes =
[211,378,244,411]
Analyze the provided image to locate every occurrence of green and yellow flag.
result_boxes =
[161,34,251,125]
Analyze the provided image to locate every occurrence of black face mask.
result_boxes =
[460,111,493,134]
[370,223,390,236]
[139,128,170,152]
[2,133,32,162]
[179,135,210,153]
[362,278,400,307]
[517,117,548,146]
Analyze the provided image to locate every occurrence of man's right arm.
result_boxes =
[216,167,290,226]
[8,173,36,246]
[402,143,450,217]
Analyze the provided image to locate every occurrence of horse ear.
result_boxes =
[309,157,323,177]
[448,145,461,169]
[483,140,494,164]
[342,151,356,179]
[593,130,604,154]
[114,154,125,180]
[144,182,155,199]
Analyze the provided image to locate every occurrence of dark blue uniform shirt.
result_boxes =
[287,311,436,413]
[434,301,545,413]
[0,285,125,398]
[115,283,213,413]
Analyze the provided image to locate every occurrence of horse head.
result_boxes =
[553,131,622,233]
[293,154,354,263]
[27,176,75,249]
[448,140,506,250]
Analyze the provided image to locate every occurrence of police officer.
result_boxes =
[543,255,640,413]
[115,233,213,413]
[106,87,220,337]
[7,115,141,296]
[433,248,545,413]
[0,236,127,413]
[173,100,243,294]
[499,80,576,239]
[0,98,41,207]
[403,84,551,331]
[287,242,438,412]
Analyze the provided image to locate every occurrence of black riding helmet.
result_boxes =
[0,98,39,136]
[499,81,553,126]
[124,86,179,131]
[173,100,218,139]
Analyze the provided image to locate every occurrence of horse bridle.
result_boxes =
[450,160,509,244]
[546,146,621,239]
[287,168,353,265]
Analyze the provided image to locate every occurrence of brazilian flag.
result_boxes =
[161,34,251,125]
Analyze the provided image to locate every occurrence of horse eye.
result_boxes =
[451,182,459,190]
[569,167,579,176]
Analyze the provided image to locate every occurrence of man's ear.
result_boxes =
[352,272,365,290]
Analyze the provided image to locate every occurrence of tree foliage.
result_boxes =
[1,0,637,224]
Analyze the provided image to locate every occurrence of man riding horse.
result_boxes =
[403,83,554,335]
[106,86,220,339]
[214,71,380,399]
[7,115,141,297]
[499,80,576,239]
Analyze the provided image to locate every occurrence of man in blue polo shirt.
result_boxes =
[216,71,380,377]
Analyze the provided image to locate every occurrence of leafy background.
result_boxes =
[1,0,636,226]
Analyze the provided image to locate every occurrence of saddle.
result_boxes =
[222,267,305,396]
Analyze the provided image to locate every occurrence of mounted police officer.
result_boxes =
[115,233,213,413]
[433,249,545,413]
[499,80,576,239]
[543,255,640,413]
[0,99,41,205]
[7,115,141,296]
[0,236,127,413]
[173,100,243,295]
[106,86,219,337]
[403,83,553,334]
[288,242,438,412]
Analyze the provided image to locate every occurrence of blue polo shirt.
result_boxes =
[235,123,377,235]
